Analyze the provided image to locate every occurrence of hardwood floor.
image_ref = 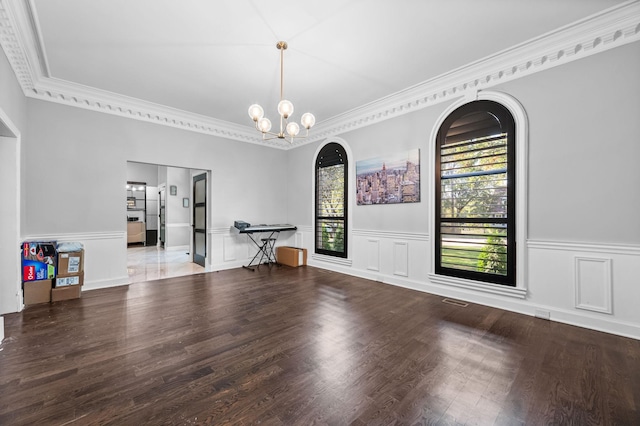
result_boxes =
[1,266,639,425]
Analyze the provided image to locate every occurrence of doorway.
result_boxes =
[126,162,209,283]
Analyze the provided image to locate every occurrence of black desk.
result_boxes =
[236,224,297,270]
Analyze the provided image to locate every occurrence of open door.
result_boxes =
[193,173,207,267]
[159,187,166,247]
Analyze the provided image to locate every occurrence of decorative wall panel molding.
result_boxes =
[223,236,236,262]
[165,223,190,228]
[209,227,231,235]
[393,241,409,277]
[366,239,380,271]
[574,257,613,314]
[296,225,313,234]
[528,239,640,256]
[24,231,127,242]
[353,229,429,242]
[1,0,639,149]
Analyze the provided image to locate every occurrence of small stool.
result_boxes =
[258,237,277,266]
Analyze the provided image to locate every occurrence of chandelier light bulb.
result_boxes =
[277,100,294,119]
[301,112,316,129]
[248,104,264,121]
[247,42,315,143]
[257,117,272,133]
[286,122,300,137]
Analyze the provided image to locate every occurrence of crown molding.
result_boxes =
[298,0,640,149]
[1,0,639,151]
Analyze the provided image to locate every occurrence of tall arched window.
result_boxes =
[315,142,348,258]
[435,100,516,286]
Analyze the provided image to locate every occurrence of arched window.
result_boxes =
[315,142,348,258]
[435,100,516,286]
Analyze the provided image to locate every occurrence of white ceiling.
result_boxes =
[2,0,635,145]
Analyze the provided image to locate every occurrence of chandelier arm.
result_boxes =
[248,41,313,144]
[279,41,286,101]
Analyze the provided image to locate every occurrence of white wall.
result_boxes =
[165,166,190,249]
[127,161,159,186]
[287,42,640,339]
[21,98,291,289]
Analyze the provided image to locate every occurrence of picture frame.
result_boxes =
[170,185,177,196]
[356,148,420,205]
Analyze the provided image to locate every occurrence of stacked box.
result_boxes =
[21,241,56,305]
[276,247,307,267]
[23,279,53,305]
[21,241,57,282]
[56,249,84,287]
[53,245,84,301]
[51,285,82,302]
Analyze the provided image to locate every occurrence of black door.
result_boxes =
[193,173,207,267]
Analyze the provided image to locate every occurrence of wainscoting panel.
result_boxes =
[366,239,380,272]
[309,232,640,339]
[574,256,612,314]
[222,236,236,262]
[393,241,409,277]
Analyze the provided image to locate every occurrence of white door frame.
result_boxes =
[0,107,23,317]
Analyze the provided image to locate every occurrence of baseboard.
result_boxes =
[83,275,130,291]
[164,245,190,252]
[211,259,272,272]
[307,261,640,340]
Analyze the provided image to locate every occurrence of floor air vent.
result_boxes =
[442,298,469,307]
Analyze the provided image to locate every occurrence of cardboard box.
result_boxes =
[55,272,84,287]
[23,279,52,305]
[57,249,84,276]
[276,246,307,267]
[51,285,82,302]
[21,241,57,282]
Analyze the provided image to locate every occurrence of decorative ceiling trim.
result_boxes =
[300,0,640,149]
[0,0,35,90]
[1,0,639,151]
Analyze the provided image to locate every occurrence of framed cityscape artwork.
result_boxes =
[356,148,420,205]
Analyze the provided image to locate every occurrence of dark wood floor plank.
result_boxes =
[1,265,639,425]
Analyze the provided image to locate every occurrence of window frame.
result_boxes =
[428,91,528,298]
[315,142,348,258]
[435,100,516,286]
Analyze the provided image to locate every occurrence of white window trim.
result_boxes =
[311,137,354,262]
[428,90,528,298]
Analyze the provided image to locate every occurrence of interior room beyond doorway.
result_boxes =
[126,161,207,283]
[127,245,204,284]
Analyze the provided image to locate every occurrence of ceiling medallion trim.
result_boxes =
[1,0,639,150]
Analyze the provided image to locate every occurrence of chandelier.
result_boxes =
[248,41,315,143]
